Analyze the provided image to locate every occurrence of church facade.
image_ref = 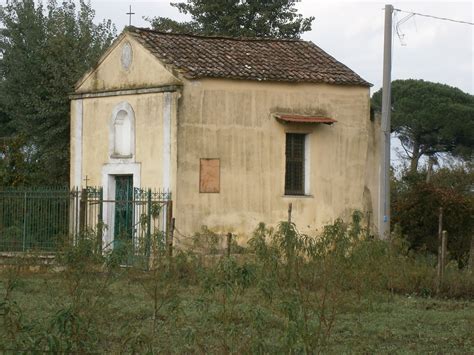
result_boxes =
[70,27,380,245]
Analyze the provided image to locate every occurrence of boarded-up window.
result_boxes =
[200,159,220,193]
[285,134,305,195]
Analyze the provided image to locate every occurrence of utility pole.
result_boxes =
[379,4,393,239]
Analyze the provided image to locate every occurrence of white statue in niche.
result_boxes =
[114,110,132,157]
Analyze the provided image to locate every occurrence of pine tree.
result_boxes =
[372,80,474,173]
[149,0,314,39]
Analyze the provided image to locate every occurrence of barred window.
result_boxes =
[285,133,306,195]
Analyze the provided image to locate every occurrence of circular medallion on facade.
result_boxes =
[121,42,133,70]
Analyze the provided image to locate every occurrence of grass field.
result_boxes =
[0,268,473,353]
[1,218,473,353]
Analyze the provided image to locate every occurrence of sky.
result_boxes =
[86,0,473,95]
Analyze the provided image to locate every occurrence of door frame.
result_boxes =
[113,174,134,246]
[101,163,141,250]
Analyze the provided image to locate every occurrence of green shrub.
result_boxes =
[392,168,474,267]
[0,214,473,353]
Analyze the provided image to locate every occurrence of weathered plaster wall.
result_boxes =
[70,33,180,192]
[75,34,181,93]
[70,35,380,241]
[71,93,163,187]
[175,79,380,239]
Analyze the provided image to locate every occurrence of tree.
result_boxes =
[0,135,38,186]
[392,167,474,268]
[149,0,314,39]
[0,0,115,185]
[372,80,474,173]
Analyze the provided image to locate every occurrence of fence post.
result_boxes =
[366,211,371,239]
[97,188,104,254]
[288,203,292,223]
[22,191,27,252]
[441,230,448,281]
[169,217,175,260]
[437,230,448,293]
[226,233,232,257]
[146,189,152,258]
[167,201,173,259]
[436,207,443,290]
[469,233,474,272]
[69,187,78,244]
[79,188,88,236]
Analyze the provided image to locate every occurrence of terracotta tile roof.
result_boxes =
[128,27,371,87]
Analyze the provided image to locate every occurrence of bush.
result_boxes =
[0,215,473,353]
[392,169,474,267]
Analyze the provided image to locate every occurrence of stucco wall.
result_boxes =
[71,93,165,187]
[70,36,380,242]
[76,34,180,93]
[70,32,181,192]
[174,79,380,239]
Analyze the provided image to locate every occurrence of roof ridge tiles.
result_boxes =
[127,26,306,42]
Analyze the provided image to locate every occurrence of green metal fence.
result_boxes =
[0,187,70,252]
[0,186,172,255]
[72,186,172,257]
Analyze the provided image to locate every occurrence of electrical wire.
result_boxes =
[394,8,474,26]
[396,13,415,46]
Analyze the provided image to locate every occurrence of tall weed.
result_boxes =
[0,213,472,353]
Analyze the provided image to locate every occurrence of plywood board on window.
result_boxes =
[200,158,220,193]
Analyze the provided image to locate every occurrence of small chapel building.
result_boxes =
[70,27,380,244]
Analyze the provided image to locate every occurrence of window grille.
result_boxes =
[285,133,305,195]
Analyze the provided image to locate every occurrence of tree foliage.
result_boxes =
[392,167,474,267]
[0,0,115,185]
[0,136,37,186]
[372,80,474,173]
[149,0,314,39]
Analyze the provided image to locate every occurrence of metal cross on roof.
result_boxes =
[126,5,135,26]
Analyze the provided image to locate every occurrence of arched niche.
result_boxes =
[109,102,135,160]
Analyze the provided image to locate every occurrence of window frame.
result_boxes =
[284,133,307,196]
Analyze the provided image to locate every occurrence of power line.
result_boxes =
[394,8,474,26]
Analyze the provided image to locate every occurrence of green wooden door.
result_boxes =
[114,175,133,248]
